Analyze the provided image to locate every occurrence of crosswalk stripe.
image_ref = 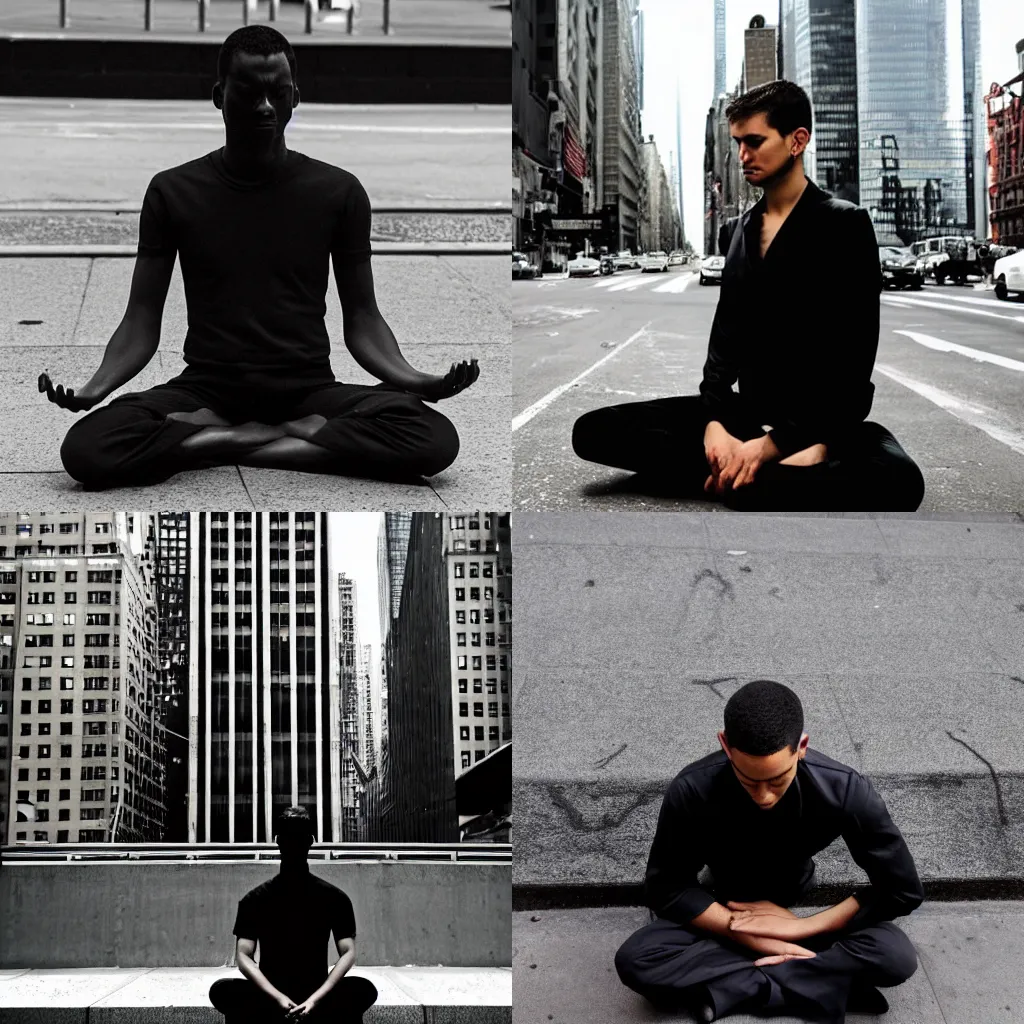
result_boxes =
[892,330,1024,373]
[875,363,1024,457]
[651,275,694,294]
[882,295,1024,324]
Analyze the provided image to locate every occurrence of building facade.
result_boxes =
[985,42,1024,247]
[742,15,778,92]
[0,513,166,845]
[338,573,363,841]
[187,512,341,844]
[714,0,727,98]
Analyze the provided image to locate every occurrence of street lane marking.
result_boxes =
[875,363,1024,457]
[652,275,694,294]
[512,321,653,432]
[606,277,659,291]
[892,330,1024,373]
[882,295,1024,325]
[590,277,624,288]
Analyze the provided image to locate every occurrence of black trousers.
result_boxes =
[572,394,925,512]
[209,976,378,1024]
[615,917,917,1022]
[60,369,460,489]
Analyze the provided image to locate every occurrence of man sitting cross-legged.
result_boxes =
[615,680,923,1023]
[42,24,478,491]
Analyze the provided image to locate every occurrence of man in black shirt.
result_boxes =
[209,805,377,1022]
[41,25,479,490]
[615,680,922,1023]
[572,81,925,511]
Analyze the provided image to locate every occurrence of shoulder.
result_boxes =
[801,749,872,804]
[667,750,728,801]
[147,154,217,190]
[813,190,873,227]
[310,874,351,902]
[239,877,274,904]
[294,153,366,195]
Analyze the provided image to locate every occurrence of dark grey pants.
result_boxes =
[615,917,918,1021]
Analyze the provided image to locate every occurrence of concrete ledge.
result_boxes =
[0,36,510,104]
[513,903,1024,1023]
[0,242,509,257]
[513,513,1024,889]
[0,967,512,1024]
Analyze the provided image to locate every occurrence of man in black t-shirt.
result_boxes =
[40,25,479,490]
[615,681,922,1023]
[209,805,377,1023]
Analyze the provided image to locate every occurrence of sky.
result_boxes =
[639,0,1024,250]
[329,512,382,672]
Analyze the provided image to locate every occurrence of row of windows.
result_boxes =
[13,719,114,735]
[455,609,495,625]
[17,676,115,693]
[17,786,119,803]
[459,725,501,742]
[23,633,112,647]
[2,521,110,536]
[454,587,494,603]
[451,540,497,554]
[20,655,113,669]
[449,516,491,531]
[457,655,508,671]
[15,765,116,781]
[16,696,111,712]
[455,632,502,647]
[5,742,118,759]
[15,809,108,824]
[0,545,117,558]
[457,702,509,718]
[15,830,108,842]
[452,563,495,579]
[23,613,112,626]
[457,679,507,694]
[460,747,506,769]
[20,591,114,605]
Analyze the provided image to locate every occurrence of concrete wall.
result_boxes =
[0,38,509,105]
[0,860,510,968]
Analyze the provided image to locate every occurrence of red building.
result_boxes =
[986,53,1024,246]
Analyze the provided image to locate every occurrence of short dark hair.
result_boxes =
[723,680,804,756]
[276,805,313,840]
[725,80,812,139]
[218,25,297,85]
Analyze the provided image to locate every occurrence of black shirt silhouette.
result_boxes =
[233,868,357,1002]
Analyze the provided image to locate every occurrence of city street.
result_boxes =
[513,270,1024,512]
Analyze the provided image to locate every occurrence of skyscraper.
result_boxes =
[187,512,341,844]
[338,573,362,841]
[714,0,727,97]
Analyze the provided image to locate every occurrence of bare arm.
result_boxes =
[690,901,817,965]
[40,251,174,411]
[300,937,356,1009]
[334,260,478,402]
[726,895,861,941]
[235,937,294,1010]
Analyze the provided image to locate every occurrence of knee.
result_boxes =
[60,416,115,487]
[420,407,460,476]
[896,457,926,511]
[613,932,646,989]
[878,924,919,985]
[571,407,612,462]
[207,978,233,1009]
[348,976,378,1010]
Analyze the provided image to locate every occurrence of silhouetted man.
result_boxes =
[572,81,925,511]
[43,25,478,490]
[209,805,378,1023]
[615,680,922,1022]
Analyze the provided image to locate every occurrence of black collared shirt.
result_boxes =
[644,748,923,931]
[699,179,882,456]
[233,868,357,1001]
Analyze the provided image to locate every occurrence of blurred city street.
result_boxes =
[513,269,1024,513]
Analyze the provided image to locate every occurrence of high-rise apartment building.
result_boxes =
[188,512,342,844]
[338,573,362,841]
[444,513,513,777]
[714,0,727,98]
[0,513,165,845]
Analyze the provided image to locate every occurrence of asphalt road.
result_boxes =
[512,268,1024,513]
[0,98,508,207]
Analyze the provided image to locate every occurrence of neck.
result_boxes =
[279,858,309,878]
[222,135,289,178]
[763,164,809,216]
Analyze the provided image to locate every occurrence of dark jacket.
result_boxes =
[700,179,882,456]
[644,748,924,933]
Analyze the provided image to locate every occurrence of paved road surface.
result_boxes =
[0,99,508,207]
[0,0,510,41]
[513,269,1024,512]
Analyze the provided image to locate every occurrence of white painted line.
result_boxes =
[875,363,1024,456]
[892,330,1024,373]
[512,321,653,432]
[652,274,695,294]
[590,276,624,289]
[881,295,1024,324]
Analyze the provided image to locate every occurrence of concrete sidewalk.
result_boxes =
[0,254,510,509]
[513,903,1024,1023]
[0,965,512,1023]
[513,513,1024,890]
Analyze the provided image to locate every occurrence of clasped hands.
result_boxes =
[725,900,819,967]
[277,993,318,1019]
[703,422,779,496]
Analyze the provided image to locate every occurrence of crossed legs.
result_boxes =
[209,976,378,1024]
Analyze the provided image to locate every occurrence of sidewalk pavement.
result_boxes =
[0,965,512,1023]
[513,903,1024,1023]
[0,254,509,509]
[513,512,1024,890]
[0,0,511,43]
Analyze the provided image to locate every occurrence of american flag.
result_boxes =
[563,123,587,181]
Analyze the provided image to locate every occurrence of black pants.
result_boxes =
[209,976,378,1024]
[60,369,460,489]
[615,917,917,1022]
[572,394,925,511]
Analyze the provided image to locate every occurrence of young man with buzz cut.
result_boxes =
[572,80,925,512]
[209,805,378,1023]
[42,25,478,490]
[615,680,923,1023]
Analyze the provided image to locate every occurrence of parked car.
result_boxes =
[567,252,602,277]
[614,250,642,270]
[642,251,670,273]
[699,255,725,285]
[879,246,924,290]
[668,251,686,266]
[993,248,1024,301]
[512,252,538,280]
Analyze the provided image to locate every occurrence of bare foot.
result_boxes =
[166,407,232,427]
[281,414,328,441]
[779,443,828,467]
[179,421,288,455]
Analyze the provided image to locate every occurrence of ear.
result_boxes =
[212,81,224,110]
[796,732,809,758]
[791,127,810,157]
[717,730,731,758]
[293,85,301,110]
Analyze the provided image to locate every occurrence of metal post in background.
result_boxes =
[305,0,315,33]
[145,0,154,31]
[198,0,208,32]
[243,0,250,27]
[346,4,353,33]
[382,0,390,34]
[59,0,69,29]
[270,0,280,21]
